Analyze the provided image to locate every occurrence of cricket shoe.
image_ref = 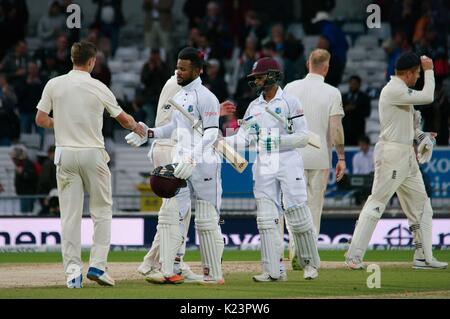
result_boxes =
[146,272,185,284]
[345,256,365,270]
[197,276,225,285]
[180,268,204,283]
[137,262,153,276]
[66,273,83,289]
[303,265,318,280]
[252,272,287,282]
[413,258,448,270]
[87,267,115,286]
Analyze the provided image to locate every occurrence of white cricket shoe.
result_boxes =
[66,264,83,288]
[197,276,225,285]
[345,256,365,270]
[413,258,448,270]
[252,272,287,282]
[87,267,115,286]
[137,262,153,276]
[145,269,165,284]
[180,268,204,283]
[303,265,318,280]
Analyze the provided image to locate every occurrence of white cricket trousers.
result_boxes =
[56,147,113,275]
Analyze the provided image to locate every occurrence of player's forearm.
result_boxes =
[35,111,54,129]
[152,120,176,139]
[330,116,345,159]
[116,112,139,131]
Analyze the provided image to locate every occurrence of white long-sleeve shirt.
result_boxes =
[378,70,435,145]
[152,77,220,163]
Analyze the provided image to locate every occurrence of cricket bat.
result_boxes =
[265,107,321,149]
[168,98,248,173]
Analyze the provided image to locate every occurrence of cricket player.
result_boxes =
[284,49,346,267]
[35,41,147,288]
[126,47,225,284]
[135,71,235,284]
[227,57,321,281]
[345,52,448,270]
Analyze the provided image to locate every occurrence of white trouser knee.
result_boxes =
[256,198,283,278]
[346,196,385,261]
[195,200,224,280]
[284,204,320,269]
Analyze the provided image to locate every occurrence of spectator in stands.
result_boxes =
[55,35,72,75]
[384,29,412,81]
[91,51,111,87]
[37,0,67,50]
[0,0,28,60]
[261,40,284,73]
[312,11,349,87]
[183,0,208,29]
[200,1,233,57]
[0,73,20,146]
[352,136,374,175]
[40,50,61,80]
[140,48,170,127]
[240,10,266,50]
[435,81,450,146]
[342,75,371,146]
[15,62,45,135]
[239,36,262,78]
[203,59,228,103]
[389,0,420,43]
[283,33,307,84]
[233,76,257,119]
[93,0,125,57]
[143,0,173,60]
[0,40,29,86]
[37,145,57,215]
[9,144,38,213]
[268,23,285,54]
[196,32,223,62]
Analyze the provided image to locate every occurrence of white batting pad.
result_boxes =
[195,200,224,280]
[285,204,320,269]
[256,198,283,279]
[346,196,385,261]
[157,198,183,277]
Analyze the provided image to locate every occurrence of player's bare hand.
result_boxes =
[132,122,147,137]
[421,56,433,71]
[220,100,236,116]
[335,160,346,182]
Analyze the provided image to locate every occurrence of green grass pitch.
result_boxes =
[1,250,449,299]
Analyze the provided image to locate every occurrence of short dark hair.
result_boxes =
[358,135,370,145]
[178,47,204,69]
[71,41,97,66]
[349,75,362,83]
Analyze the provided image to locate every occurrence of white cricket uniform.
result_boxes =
[36,70,122,275]
[234,87,308,211]
[152,77,222,210]
[346,70,436,262]
[284,73,344,234]
[369,71,435,214]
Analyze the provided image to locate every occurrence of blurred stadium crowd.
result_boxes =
[0,0,449,214]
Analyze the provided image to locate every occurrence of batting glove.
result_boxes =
[258,135,280,152]
[125,122,152,147]
[173,155,195,180]
[416,131,435,164]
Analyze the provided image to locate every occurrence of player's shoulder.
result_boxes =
[197,84,219,104]
[281,90,302,107]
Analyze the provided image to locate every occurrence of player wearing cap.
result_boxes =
[227,57,321,281]
[345,52,448,270]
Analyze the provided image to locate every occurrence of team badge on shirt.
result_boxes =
[187,105,194,113]
[275,107,282,114]
[407,89,413,95]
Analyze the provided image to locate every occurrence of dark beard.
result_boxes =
[178,77,195,87]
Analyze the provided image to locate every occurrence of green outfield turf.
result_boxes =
[1,250,449,299]
[1,268,449,299]
[1,249,450,264]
